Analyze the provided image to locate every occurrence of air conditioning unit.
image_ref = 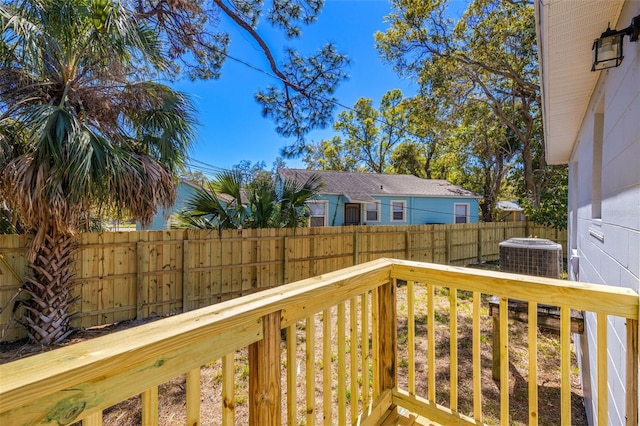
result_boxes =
[499,238,563,279]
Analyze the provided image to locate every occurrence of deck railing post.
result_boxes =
[375,278,397,396]
[248,311,282,426]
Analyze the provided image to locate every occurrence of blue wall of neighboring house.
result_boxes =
[309,194,480,226]
[142,182,480,230]
[139,182,198,230]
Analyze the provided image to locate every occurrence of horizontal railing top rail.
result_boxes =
[0,259,393,424]
[1,258,635,425]
[390,259,639,319]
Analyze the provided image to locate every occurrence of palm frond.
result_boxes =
[0,0,196,242]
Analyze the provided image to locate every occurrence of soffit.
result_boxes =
[537,0,624,164]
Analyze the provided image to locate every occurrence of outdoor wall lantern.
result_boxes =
[592,14,640,71]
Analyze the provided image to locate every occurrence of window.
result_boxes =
[454,203,469,224]
[308,201,327,227]
[365,202,380,222]
[391,201,406,222]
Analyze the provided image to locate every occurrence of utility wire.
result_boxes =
[181,54,485,219]
[185,53,443,179]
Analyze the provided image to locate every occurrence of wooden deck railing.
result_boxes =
[0,258,637,425]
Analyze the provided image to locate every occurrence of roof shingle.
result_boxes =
[278,169,480,200]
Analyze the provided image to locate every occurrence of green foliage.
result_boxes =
[232,160,270,185]
[303,136,362,171]
[0,209,17,234]
[172,169,324,230]
[373,0,559,222]
[0,0,197,243]
[389,142,427,177]
[258,44,350,153]
[4,0,350,159]
[0,0,198,343]
[514,165,568,230]
[304,89,412,173]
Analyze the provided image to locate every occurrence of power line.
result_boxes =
[185,159,228,177]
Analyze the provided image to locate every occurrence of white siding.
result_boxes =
[568,3,640,424]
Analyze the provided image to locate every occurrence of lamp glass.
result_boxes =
[592,33,624,71]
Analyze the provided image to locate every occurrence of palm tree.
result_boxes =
[173,170,323,230]
[173,170,249,230]
[277,173,324,228]
[0,0,195,344]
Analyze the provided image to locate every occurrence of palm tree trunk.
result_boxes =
[22,230,76,344]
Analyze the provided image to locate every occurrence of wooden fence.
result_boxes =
[0,222,566,341]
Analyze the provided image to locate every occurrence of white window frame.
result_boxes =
[307,200,328,227]
[390,200,406,222]
[365,201,380,222]
[454,203,470,224]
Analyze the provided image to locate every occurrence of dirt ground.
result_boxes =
[1,269,587,425]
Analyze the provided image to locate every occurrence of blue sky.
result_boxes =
[173,0,466,175]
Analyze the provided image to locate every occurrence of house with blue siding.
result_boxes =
[278,169,480,227]
[138,178,201,230]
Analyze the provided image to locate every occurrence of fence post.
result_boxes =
[375,278,397,396]
[249,311,282,426]
[182,240,189,313]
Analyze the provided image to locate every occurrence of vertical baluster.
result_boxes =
[625,318,638,426]
[306,316,316,426]
[350,297,359,423]
[560,306,571,425]
[141,386,158,426]
[528,302,538,425]
[222,353,234,426]
[427,283,435,403]
[499,297,509,426]
[287,323,297,425]
[472,291,482,423]
[338,302,346,425]
[186,368,201,426]
[372,289,380,399]
[408,280,416,396]
[597,312,608,426]
[323,308,332,425]
[361,292,370,406]
[449,287,458,411]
